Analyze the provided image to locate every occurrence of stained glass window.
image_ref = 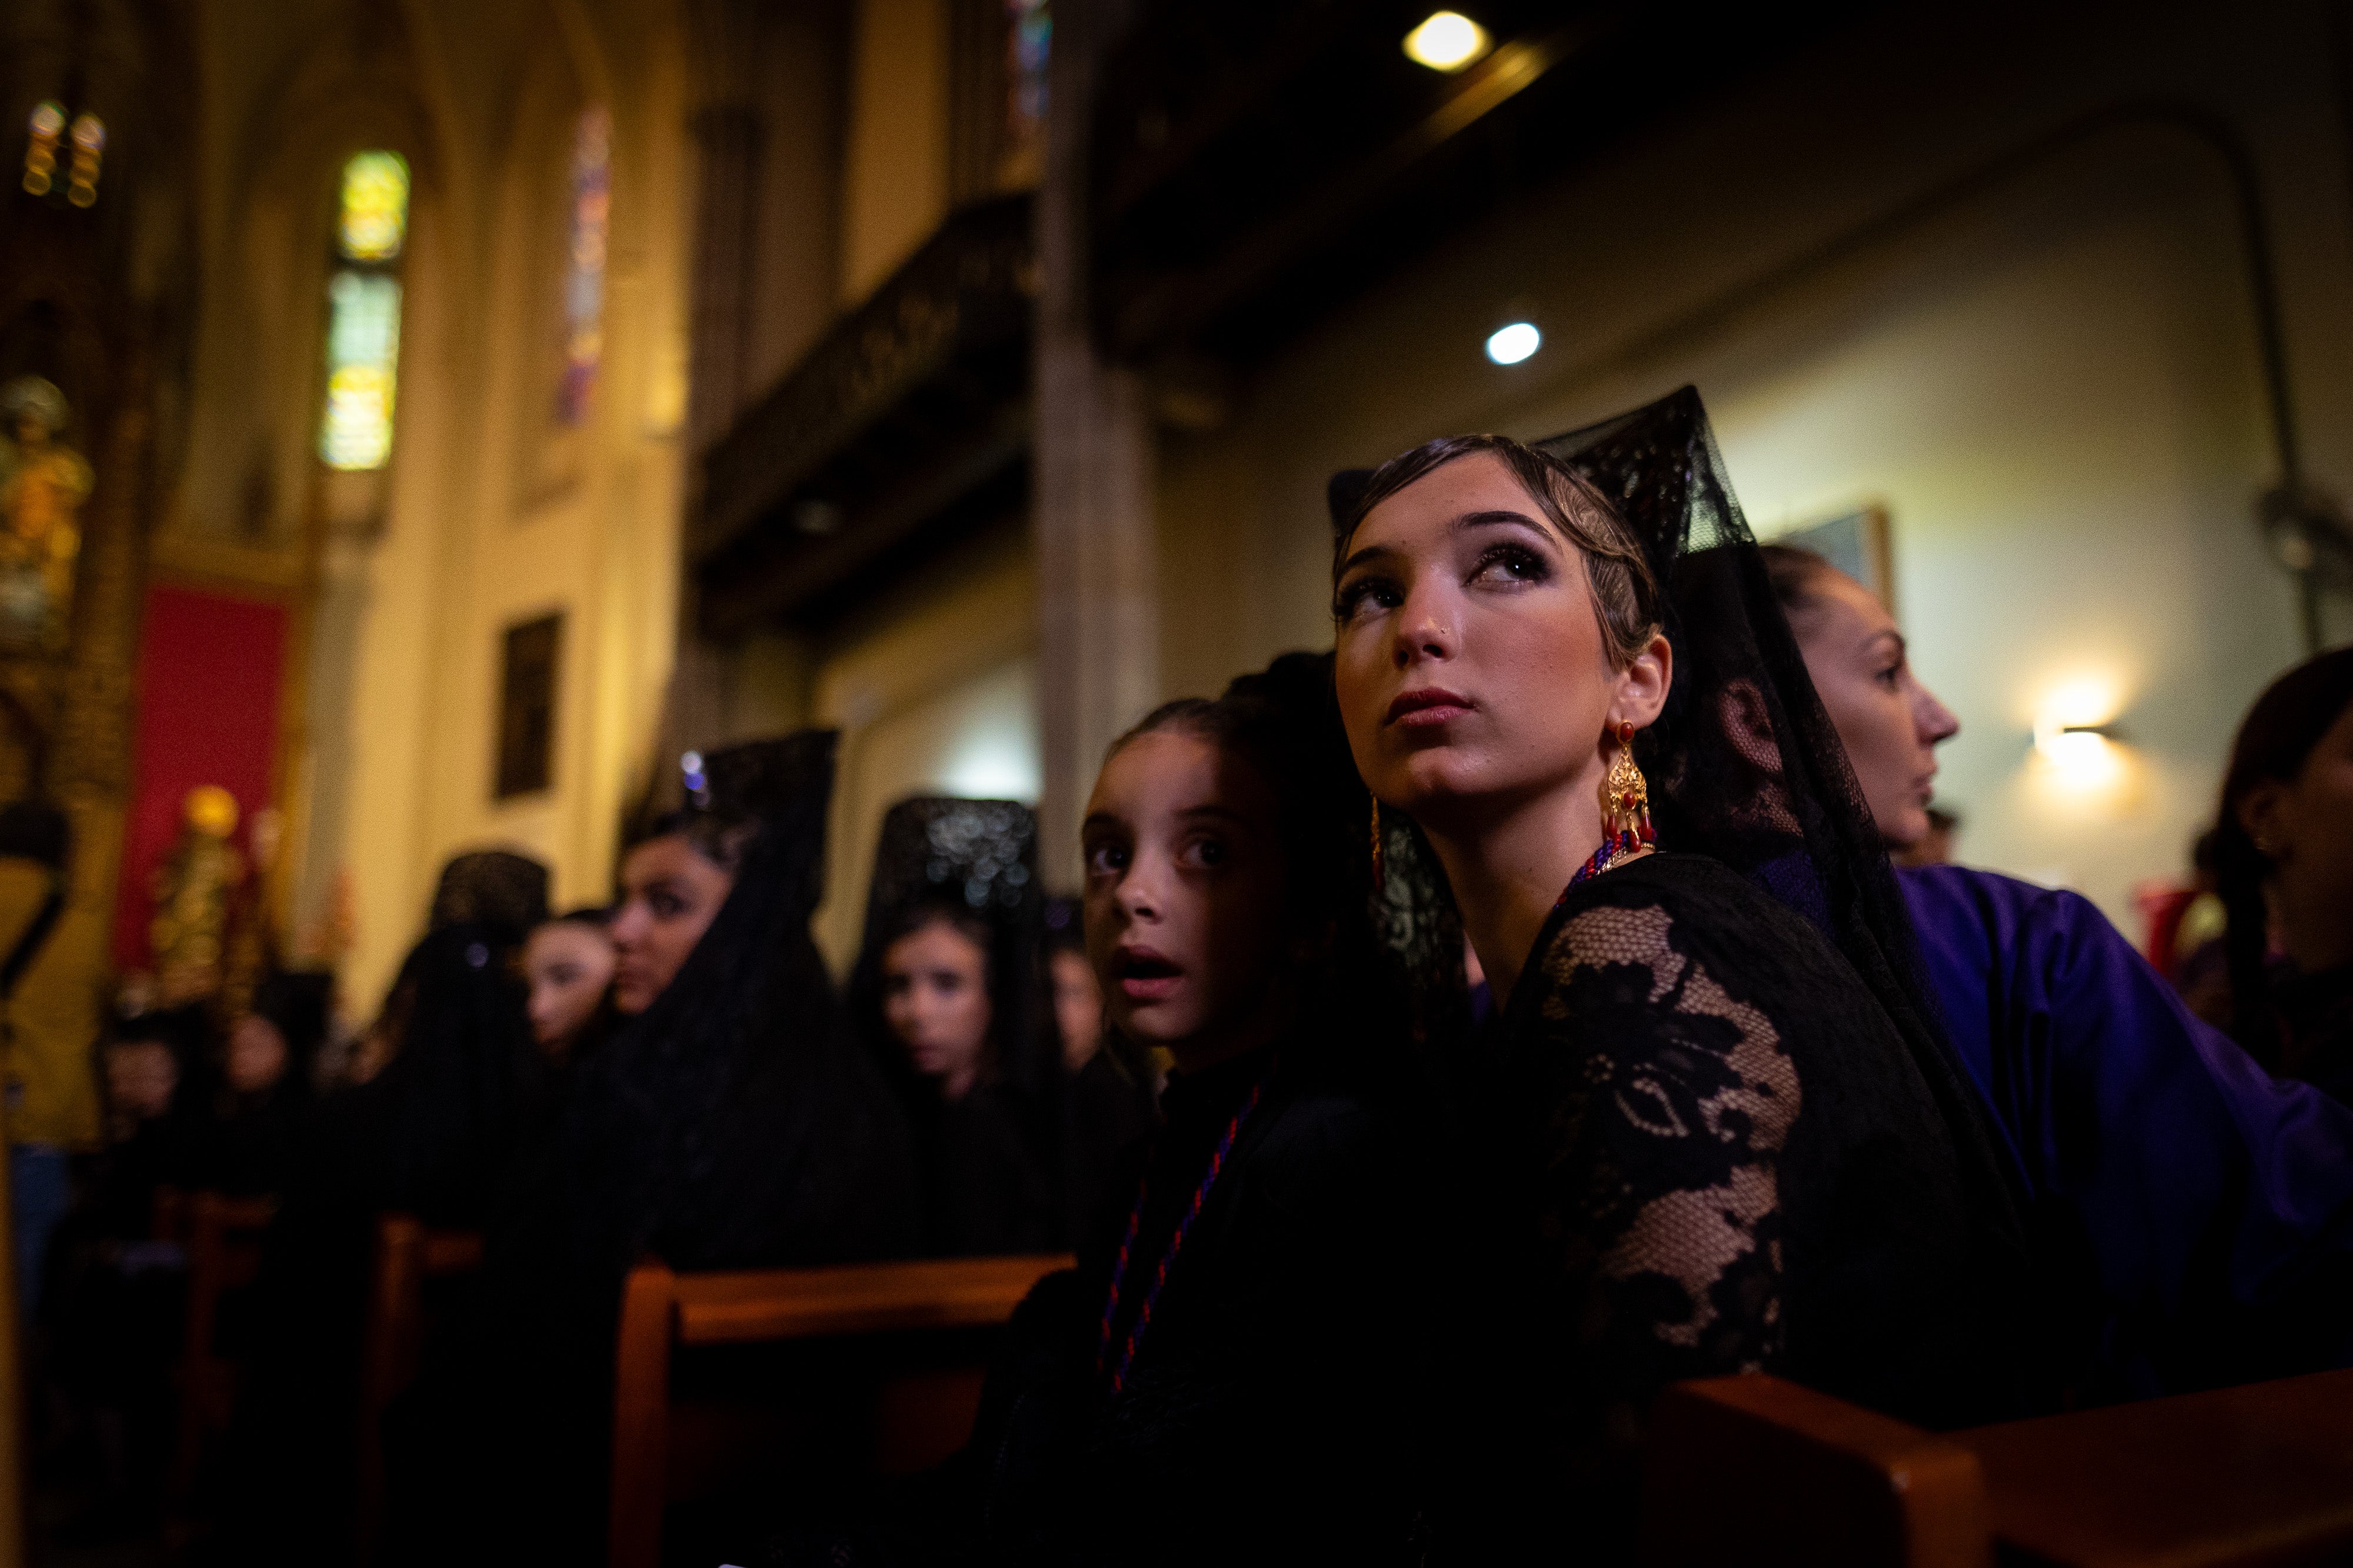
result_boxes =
[556,108,611,428]
[321,273,402,469]
[337,151,410,263]
[320,151,410,470]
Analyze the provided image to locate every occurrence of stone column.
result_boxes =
[1032,0,1157,890]
[683,102,761,454]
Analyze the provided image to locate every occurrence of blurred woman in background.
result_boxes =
[395,736,917,1565]
[522,907,616,1063]
[855,799,1060,1257]
[1766,543,2353,1394]
[2212,647,2353,1101]
[205,970,329,1195]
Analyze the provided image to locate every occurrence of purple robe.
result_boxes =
[1901,863,2353,1399]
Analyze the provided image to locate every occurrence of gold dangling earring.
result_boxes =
[1369,796,1386,895]
[1600,719,1652,850]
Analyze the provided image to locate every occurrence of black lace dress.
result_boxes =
[1448,852,2010,1557]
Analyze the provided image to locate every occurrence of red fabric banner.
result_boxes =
[111,585,288,971]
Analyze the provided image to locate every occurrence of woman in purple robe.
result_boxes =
[1764,544,2353,1399]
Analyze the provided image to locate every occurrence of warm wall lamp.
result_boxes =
[2028,678,2134,792]
[1404,11,1492,72]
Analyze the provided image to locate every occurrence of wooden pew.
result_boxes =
[608,1252,1072,1568]
[165,1190,278,1504]
[352,1215,485,1564]
[1639,1369,2353,1567]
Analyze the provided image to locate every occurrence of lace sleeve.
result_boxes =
[1517,898,1801,1465]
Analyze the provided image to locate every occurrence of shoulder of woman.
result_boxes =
[1519,852,1875,1060]
[1539,852,1813,962]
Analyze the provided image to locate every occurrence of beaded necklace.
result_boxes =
[1094,1064,1272,1394]
[1555,823,1654,909]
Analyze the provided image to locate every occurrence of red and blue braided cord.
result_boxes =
[1553,824,1653,911]
[1094,1071,1269,1394]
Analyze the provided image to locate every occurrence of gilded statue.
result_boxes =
[0,376,90,650]
[152,785,245,1007]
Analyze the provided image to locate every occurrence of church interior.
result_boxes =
[6,0,2353,1563]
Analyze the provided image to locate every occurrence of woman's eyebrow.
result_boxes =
[1174,804,1251,826]
[1079,812,1126,835]
[1454,508,1557,542]
[1341,508,1557,576]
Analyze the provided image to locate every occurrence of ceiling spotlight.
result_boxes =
[1404,11,1492,72]
[1485,321,1541,365]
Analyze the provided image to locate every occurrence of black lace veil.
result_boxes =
[849,796,1054,1103]
[561,729,916,1273]
[426,850,551,945]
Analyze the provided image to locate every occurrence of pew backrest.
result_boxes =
[166,1190,278,1504]
[1639,1368,2353,1568]
[354,1214,485,1564]
[609,1252,1072,1568]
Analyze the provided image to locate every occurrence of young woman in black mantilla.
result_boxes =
[1328,387,2037,1556]
[386,735,920,1566]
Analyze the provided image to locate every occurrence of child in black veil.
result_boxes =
[851,798,1064,1256]
[1327,386,2036,1557]
[765,662,1439,1568]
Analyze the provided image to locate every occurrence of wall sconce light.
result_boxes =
[2035,719,2121,769]
[2031,680,2129,791]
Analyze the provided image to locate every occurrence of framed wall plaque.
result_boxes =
[494,612,562,800]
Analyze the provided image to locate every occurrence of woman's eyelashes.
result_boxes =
[1470,541,1550,587]
[1333,573,1400,623]
[1335,543,1551,620]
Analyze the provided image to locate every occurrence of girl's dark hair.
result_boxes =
[1334,432,1662,669]
[1107,690,1344,932]
[1758,542,1841,618]
[542,905,612,930]
[632,805,761,874]
[2214,646,2353,1065]
[879,898,995,973]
